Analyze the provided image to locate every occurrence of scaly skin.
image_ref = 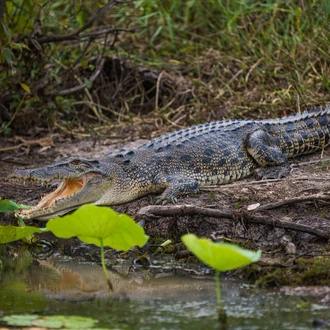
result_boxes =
[11,107,330,220]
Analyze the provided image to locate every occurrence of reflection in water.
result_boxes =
[28,259,217,302]
[1,254,330,329]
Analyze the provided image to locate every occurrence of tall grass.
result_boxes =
[125,0,330,58]
[110,0,330,116]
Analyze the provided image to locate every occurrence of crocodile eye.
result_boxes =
[70,159,83,166]
[69,160,89,170]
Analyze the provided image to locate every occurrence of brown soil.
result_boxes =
[1,133,330,285]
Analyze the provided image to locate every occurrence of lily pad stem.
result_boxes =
[100,238,113,294]
[215,270,227,328]
[215,270,221,307]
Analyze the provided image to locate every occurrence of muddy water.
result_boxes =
[0,251,329,330]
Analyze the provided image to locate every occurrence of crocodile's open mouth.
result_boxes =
[19,176,89,217]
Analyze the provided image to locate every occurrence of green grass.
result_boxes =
[122,0,320,85]
[126,0,330,60]
[115,0,330,120]
[123,0,330,87]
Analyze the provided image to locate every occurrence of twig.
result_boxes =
[201,178,285,190]
[46,57,106,97]
[202,175,330,190]
[0,136,54,152]
[81,27,140,39]
[35,27,138,45]
[35,0,119,44]
[293,158,330,167]
[257,193,330,211]
[137,204,330,239]
[155,70,165,111]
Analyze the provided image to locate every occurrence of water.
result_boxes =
[0,250,329,329]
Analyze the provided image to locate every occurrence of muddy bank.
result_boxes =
[1,135,330,286]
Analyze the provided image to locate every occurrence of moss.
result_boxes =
[296,257,330,285]
[239,195,249,202]
[255,268,295,287]
[208,192,216,202]
[234,202,242,209]
[320,161,330,170]
[244,256,330,287]
[317,209,328,219]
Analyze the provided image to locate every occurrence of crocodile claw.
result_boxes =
[254,164,291,180]
[155,195,178,205]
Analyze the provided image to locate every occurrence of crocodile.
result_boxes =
[11,106,330,220]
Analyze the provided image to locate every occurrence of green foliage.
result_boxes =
[182,234,261,272]
[0,198,30,212]
[0,203,148,294]
[0,202,147,251]
[0,0,121,133]
[46,204,148,251]
[117,0,330,117]
[182,233,261,326]
[1,314,98,329]
[46,204,148,293]
[0,225,43,244]
[0,199,38,244]
[131,0,330,56]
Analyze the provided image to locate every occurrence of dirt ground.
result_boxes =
[1,132,330,286]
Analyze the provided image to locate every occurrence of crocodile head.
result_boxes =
[11,157,134,220]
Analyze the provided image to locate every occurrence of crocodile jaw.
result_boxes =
[17,174,97,220]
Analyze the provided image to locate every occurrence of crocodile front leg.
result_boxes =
[246,129,291,179]
[154,175,200,204]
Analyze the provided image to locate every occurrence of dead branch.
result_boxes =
[35,0,119,44]
[35,27,138,45]
[137,204,330,239]
[0,136,54,152]
[257,193,330,211]
[46,57,106,97]
[202,175,330,191]
[293,158,330,167]
[81,27,140,39]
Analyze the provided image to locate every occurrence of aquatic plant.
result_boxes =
[182,234,261,328]
[0,201,149,294]
[0,199,43,243]
[1,314,98,329]
[0,198,29,213]
[46,204,149,292]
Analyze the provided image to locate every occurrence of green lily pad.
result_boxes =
[2,314,39,327]
[182,234,261,271]
[46,204,149,251]
[0,225,43,244]
[0,198,30,212]
[2,314,98,329]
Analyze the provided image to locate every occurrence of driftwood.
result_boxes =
[137,203,330,240]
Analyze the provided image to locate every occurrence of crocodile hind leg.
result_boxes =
[154,175,200,204]
[246,129,291,179]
